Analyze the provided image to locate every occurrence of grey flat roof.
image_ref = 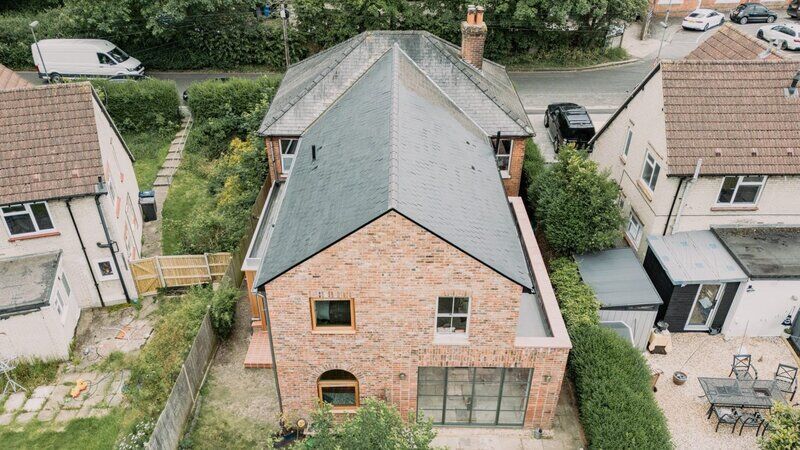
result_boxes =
[516,293,551,338]
[713,226,800,279]
[255,45,532,289]
[575,248,662,308]
[0,251,60,314]
[647,231,748,284]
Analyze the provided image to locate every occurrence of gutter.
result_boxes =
[66,198,105,307]
[259,291,283,413]
[94,185,131,303]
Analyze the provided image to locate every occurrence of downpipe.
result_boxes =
[94,178,131,303]
[65,198,105,307]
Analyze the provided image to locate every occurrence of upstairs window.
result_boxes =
[280,139,298,174]
[310,298,355,332]
[494,139,513,175]
[2,202,55,237]
[641,153,660,192]
[717,176,766,205]
[622,127,633,157]
[626,211,643,246]
[436,296,470,335]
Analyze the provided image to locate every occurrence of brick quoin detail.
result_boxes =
[264,211,566,429]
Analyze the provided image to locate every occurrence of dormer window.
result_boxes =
[280,138,298,174]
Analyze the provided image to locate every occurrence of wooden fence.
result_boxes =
[131,253,232,296]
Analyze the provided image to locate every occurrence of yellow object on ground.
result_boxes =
[70,379,89,398]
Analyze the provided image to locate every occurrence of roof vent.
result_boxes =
[785,71,800,97]
[751,149,758,157]
[312,145,317,160]
[714,149,721,157]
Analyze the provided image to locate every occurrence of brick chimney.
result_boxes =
[461,5,487,69]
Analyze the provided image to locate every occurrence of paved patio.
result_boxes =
[645,333,800,450]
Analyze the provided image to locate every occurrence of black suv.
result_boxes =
[789,0,799,19]
[730,3,777,24]
[544,103,595,150]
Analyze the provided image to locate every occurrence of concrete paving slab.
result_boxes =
[55,408,78,422]
[76,404,92,419]
[22,396,46,412]
[3,392,27,412]
[37,407,57,421]
[15,411,36,424]
[0,413,13,425]
[31,385,55,398]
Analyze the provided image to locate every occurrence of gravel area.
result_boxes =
[645,333,799,450]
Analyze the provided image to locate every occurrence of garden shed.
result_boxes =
[575,248,662,350]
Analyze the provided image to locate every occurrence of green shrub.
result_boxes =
[759,402,800,450]
[0,11,68,69]
[91,78,181,133]
[187,77,279,123]
[548,258,600,329]
[569,326,672,449]
[537,146,623,255]
[210,285,239,339]
[521,139,547,215]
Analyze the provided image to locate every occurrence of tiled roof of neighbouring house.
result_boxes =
[661,60,800,176]
[0,251,61,315]
[255,45,533,289]
[0,63,32,91]
[0,83,105,205]
[258,31,533,137]
[686,23,785,61]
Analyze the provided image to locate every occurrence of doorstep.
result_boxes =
[244,330,273,368]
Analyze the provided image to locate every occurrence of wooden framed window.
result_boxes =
[318,370,359,410]
[310,298,355,332]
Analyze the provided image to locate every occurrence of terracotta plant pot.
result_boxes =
[673,371,687,385]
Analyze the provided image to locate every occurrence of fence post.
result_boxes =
[203,253,212,283]
[155,257,166,289]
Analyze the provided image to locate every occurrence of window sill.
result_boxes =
[331,408,358,414]
[311,328,356,335]
[636,179,654,202]
[8,230,60,242]
[623,233,641,250]
[433,334,469,346]
[500,171,511,180]
[619,154,627,165]
[711,205,758,212]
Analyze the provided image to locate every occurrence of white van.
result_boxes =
[31,39,144,82]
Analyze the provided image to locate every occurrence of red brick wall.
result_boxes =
[263,211,567,429]
[460,21,488,69]
[503,138,527,197]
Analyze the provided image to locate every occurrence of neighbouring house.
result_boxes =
[643,226,800,337]
[0,64,141,359]
[588,24,800,261]
[240,10,570,430]
[575,248,663,350]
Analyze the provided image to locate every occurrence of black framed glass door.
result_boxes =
[417,367,533,426]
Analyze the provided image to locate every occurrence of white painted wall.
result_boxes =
[723,280,800,337]
[0,257,80,360]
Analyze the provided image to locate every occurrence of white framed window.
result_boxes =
[622,127,633,157]
[94,257,118,281]
[55,291,65,321]
[641,153,661,192]
[1,202,55,237]
[716,176,766,205]
[280,138,299,174]
[626,211,643,246]
[495,139,513,176]
[436,296,470,335]
[61,273,71,297]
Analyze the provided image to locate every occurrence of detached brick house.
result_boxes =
[241,11,570,430]
[0,64,141,359]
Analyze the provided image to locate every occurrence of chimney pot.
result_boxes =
[467,5,476,24]
[476,6,484,24]
[461,5,487,69]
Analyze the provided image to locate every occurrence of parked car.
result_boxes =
[789,0,799,19]
[31,39,144,82]
[729,3,777,24]
[544,103,595,150]
[682,9,725,31]
[757,23,800,50]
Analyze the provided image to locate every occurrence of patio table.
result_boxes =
[699,377,786,419]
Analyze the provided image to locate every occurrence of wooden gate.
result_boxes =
[130,258,161,296]
[130,253,232,296]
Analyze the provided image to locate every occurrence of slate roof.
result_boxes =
[0,63,32,91]
[0,83,106,205]
[713,226,800,279]
[255,45,533,289]
[259,31,532,137]
[575,248,662,308]
[0,251,61,315]
[686,23,785,62]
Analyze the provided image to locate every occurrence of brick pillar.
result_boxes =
[461,6,487,70]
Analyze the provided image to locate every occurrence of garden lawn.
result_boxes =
[0,409,126,450]
[160,152,214,255]
[2,358,60,392]
[123,129,176,191]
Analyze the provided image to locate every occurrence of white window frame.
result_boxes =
[495,139,513,177]
[61,273,71,298]
[279,138,299,175]
[93,257,119,281]
[1,201,56,238]
[641,152,660,192]
[626,211,643,246]
[715,175,766,206]
[622,127,633,157]
[435,296,471,337]
[54,291,66,323]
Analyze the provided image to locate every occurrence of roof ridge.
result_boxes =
[720,22,786,60]
[388,44,401,209]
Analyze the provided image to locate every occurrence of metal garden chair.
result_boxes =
[711,406,739,433]
[774,363,797,401]
[729,354,758,381]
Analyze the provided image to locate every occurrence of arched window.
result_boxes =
[317,369,359,410]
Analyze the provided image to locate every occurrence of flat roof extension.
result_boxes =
[713,226,800,279]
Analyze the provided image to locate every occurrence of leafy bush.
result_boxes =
[91,78,181,133]
[296,399,437,450]
[521,139,547,215]
[569,326,672,449]
[0,11,68,69]
[210,285,239,339]
[759,402,800,450]
[548,258,600,329]
[536,146,623,255]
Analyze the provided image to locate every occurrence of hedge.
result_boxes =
[90,78,180,133]
[549,258,600,329]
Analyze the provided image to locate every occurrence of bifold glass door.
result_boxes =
[417,367,532,426]
[686,283,724,331]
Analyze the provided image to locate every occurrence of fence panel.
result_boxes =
[130,254,232,294]
[205,253,232,282]
[131,258,160,296]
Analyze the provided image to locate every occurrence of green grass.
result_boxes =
[502,46,630,71]
[0,409,126,450]
[161,152,214,255]
[2,358,61,393]
[123,128,177,191]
